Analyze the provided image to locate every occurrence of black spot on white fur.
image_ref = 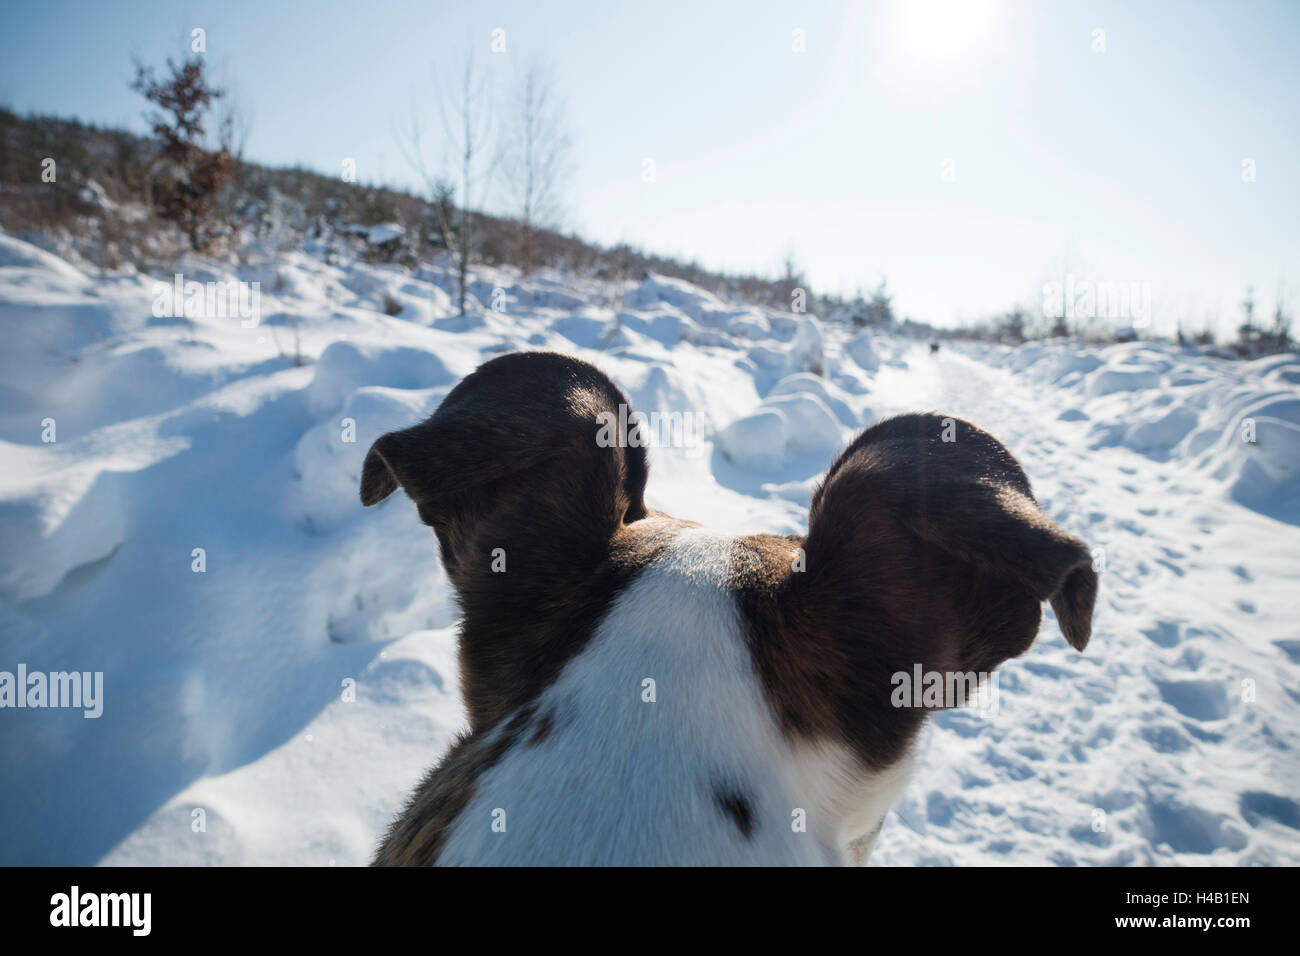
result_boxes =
[713,786,756,839]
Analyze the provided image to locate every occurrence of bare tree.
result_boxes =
[216,82,254,167]
[214,81,254,249]
[777,247,805,311]
[501,62,572,275]
[399,54,495,316]
[1270,282,1294,354]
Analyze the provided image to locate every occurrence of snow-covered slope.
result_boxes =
[1,233,1297,866]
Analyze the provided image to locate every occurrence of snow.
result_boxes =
[342,222,405,246]
[365,223,404,246]
[845,329,882,373]
[716,391,846,474]
[623,270,726,320]
[304,340,454,416]
[2,231,1298,866]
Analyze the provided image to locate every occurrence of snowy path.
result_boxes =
[865,345,1300,865]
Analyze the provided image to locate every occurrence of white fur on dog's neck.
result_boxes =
[435,528,911,865]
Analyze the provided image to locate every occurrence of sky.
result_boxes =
[1,0,1298,334]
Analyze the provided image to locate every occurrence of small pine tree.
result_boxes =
[1268,299,1293,355]
[132,56,234,250]
[998,307,1027,344]
[1235,285,1259,356]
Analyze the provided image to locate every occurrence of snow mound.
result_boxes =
[1120,405,1200,458]
[976,338,1300,524]
[0,232,92,289]
[792,316,825,375]
[305,340,455,415]
[623,271,726,320]
[767,372,862,427]
[549,313,615,349]
[294,386,440,531]
[845,331,881,373]
[746,316,826,392]
[1087,365,1164,396]
[716,389,844,472]
[724,310,770,340]
[366,223,404,245]
[0,462,124,602]
[614,310,690,347]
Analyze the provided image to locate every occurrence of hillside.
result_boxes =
[0,107,815,313]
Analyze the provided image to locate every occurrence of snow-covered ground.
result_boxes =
[2,232,1298,866]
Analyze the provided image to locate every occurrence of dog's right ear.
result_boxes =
[359,350,649,581]
[771,413,1097,770]
[800,413,1096,675]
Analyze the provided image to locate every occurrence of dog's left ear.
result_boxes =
[359,350,649,582]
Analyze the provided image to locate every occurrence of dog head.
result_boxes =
[362,351,1097,863]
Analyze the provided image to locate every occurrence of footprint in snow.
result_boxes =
[1141,620,1180,648]
[1240,792,1300,830]
[1273,639,1300,665]
[1153,678,1230,721]
[1145,800,1248,854]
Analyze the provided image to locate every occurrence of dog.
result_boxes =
[361,351,1097,865]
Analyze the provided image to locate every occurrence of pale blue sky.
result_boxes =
[2,0,1297,334]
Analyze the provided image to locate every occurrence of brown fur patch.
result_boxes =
[731,533,844,743]
[371,705,535,867]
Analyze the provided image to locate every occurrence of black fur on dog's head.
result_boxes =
[361,351,659,733]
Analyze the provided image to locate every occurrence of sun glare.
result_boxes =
[891,0,1005,69]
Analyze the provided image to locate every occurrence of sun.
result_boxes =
[890,0,1005,69]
